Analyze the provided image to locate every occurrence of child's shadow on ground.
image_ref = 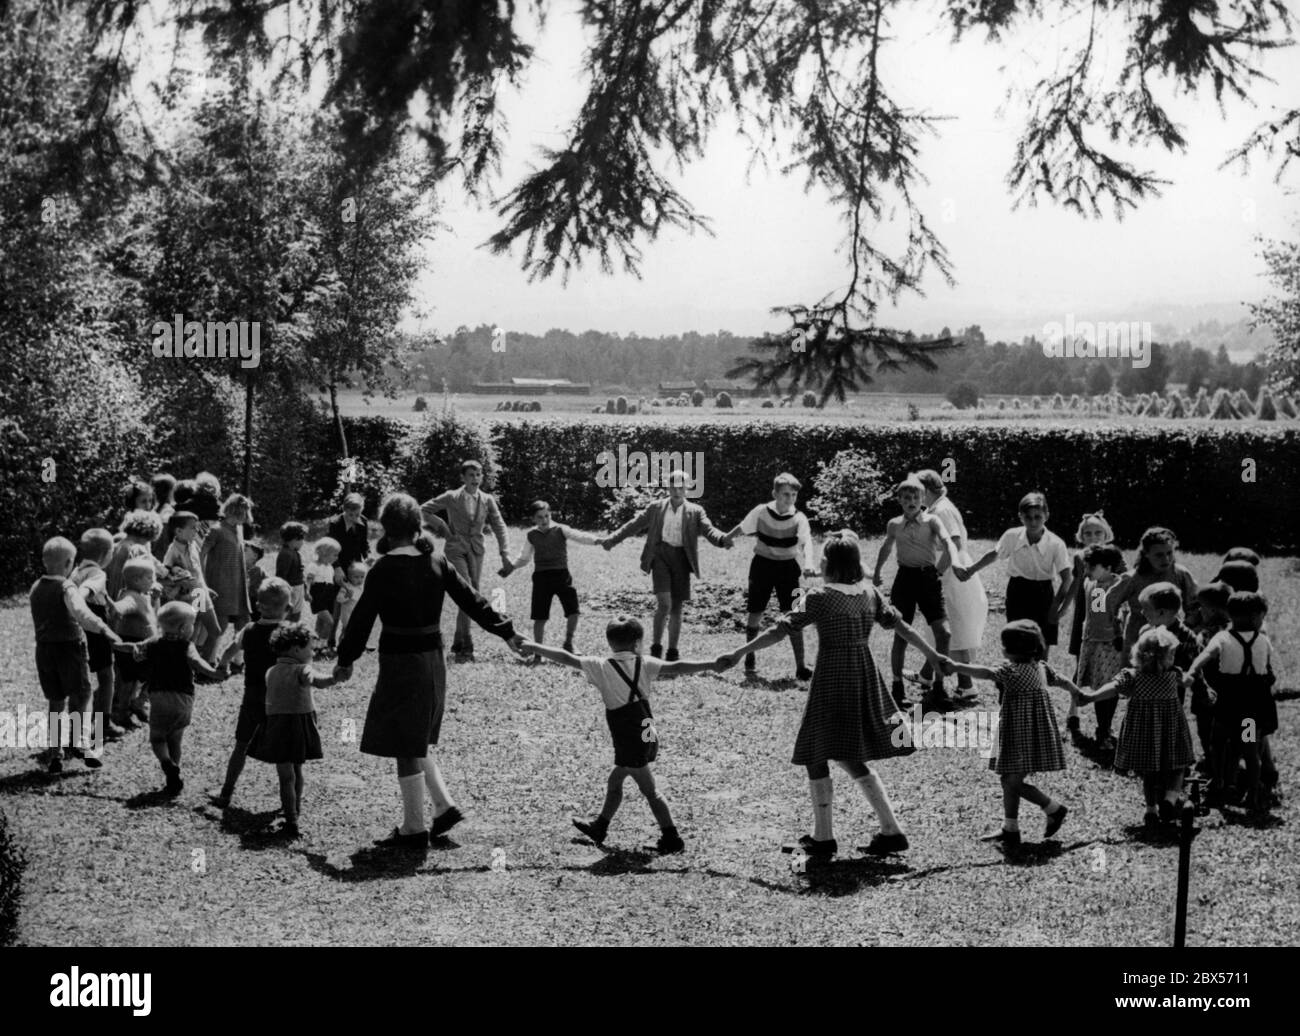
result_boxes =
[1120,823,1183,845]
[124,789,185,810]
[1072,736,1118,769]
[1000,839,1080,868]
[563,839,689,877]
[755,855,913,897]
[0,768,90,794]
[1215,808,1285,831]
[301,836,480,881]
[204,804,280,838]
[742,673,801,693]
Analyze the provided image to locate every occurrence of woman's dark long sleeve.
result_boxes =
[336,580,381,667]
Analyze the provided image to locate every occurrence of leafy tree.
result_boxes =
[1250,224,1300,394]
[1086,362,1113,396]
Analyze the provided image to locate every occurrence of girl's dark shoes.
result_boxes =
[1144,812,1160,830]
[860,832,909,855]
[430,806,464,837]
[656,830,685,854]
[572,816,608,845]
[982,828,1021,849]
[795,666,814,681]
[374,827,428,849]
[1044,805,1069,838]
[797,834,837,857]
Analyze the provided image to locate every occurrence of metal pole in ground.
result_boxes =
[1173,778,1203,948]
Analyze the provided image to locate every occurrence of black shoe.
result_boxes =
[891,683,908,709]
[43,751,63,774]
[665,647,680,662]
[1044,805,1069,838]
[797,834,837,857]
[1066,716,1081,733]
[981,828,1021,848]
[374,827,428,849]
[650,644,663,659]
[860,832,909,855]
[656,830,685,855]
[1144,812,1160,830]
[430,806,464,837]
[229,662,245,676]
[795,666,813,681]
[278,822,301,841]
[572,816,608,845]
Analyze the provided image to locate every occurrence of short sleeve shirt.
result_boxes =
[578,652,665,710]
[996,528,1070,581]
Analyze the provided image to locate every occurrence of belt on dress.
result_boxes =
[382,624,440,636]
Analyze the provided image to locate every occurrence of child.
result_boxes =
[1078,627,1196,827]
[1212,560,1259,594]
[939,620,1077,848]
[113,556,161,729]
[1187,591,1276,811]
[152,473,177,561]
[419,459,513,662]
[200,494,254,671]
[247,622,342,839]
[30,537,121,771]
[731,531,941,857]
[334,561,367,646]
[1214,550,1276,794]
[276,521,308,623]
[1222,547,1261,567]
[113,601,218,795]
[1136,582,1209,761]
[1062,511,1115,734]
[211,577,292,810]
[72,528,125,742]
[306,537,342,656]
[502,501,600,655]
[961,492,1074,650]
[161,511,223,656]
[245,541,266,623]
[872,477,961,707]
[1071,543,1129,750]
[1110,527,1199,653]
[522,616,731,854]
[105,510,167,600]
[723,472,819,681]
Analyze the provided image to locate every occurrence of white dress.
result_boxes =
[929,495,988,651]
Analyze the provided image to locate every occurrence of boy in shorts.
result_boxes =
[724,472,819,680]
[501,500,600,655]
[603,469,732,660]
[872,477,962,707]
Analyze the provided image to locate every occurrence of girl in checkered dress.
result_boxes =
[940,620,1078,848]
[1076,626,1195,828]
[729,531,944,858]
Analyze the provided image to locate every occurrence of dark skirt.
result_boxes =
[1006,576,1058,646]
[249,711,323,764]
[359,650,446,758]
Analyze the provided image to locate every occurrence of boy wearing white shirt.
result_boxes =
[724,473,819,680]
[962,492,1074,648]
[522,615,733,853]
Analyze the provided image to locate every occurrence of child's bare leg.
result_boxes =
[947,647,975,690]
[294,764,304,816]
[220,741,250,802]
[598,768,627,821]
[652,593,671,648]
[744,610,763,668]
[628,765,674,831]
[276,763,298,824]
[787,628,806,669]
[1240,741,1262,806]
[563,612,579,647]
[44,699,67,763]
[930,620,951,689]
[92,666,114,731]
[150,737,173,767]
[667,603,684,652]
[532,620,546,644]
[890,633,907,682]
[229,615,250,664]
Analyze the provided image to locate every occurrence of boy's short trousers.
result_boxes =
[531,568,580,620]
[310,582,340,616]
[1005,575,1059,646]
[650,543,692,603]
[35,641,91,702]
[148,690,194,741]
[746,555,802,615]
[890,565,947,625]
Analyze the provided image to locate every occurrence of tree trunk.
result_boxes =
[329,381,349,459]
[242,370,254,495]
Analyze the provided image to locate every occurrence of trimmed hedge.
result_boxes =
[487,420,1300,552]
[0,805,23,946]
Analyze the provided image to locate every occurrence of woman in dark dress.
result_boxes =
[334,493,523,848]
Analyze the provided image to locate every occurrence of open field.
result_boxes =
[1,537,1296,946]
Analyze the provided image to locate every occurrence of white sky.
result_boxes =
[415,0,1300,340]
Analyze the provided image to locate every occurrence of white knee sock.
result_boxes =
[398,773,427,834]
[809,776,834,840]
[420,753,455,815]
[855,771,902,836]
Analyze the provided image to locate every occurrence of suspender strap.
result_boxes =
[1229,630,1258,675]
[609,657,644,702]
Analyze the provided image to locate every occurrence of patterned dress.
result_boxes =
[988,661,1066,775]
[778,584,913,765]
[1112,667,1196,773]
[202,522,250,622]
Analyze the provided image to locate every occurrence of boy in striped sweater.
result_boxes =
[724,473,819,679]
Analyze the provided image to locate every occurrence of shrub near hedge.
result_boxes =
[487,420,1300,552]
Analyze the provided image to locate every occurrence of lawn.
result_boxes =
[1,536,1296,946]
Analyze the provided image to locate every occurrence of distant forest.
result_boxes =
[403,321,1272,398]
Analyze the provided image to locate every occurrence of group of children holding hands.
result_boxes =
[24,461,1283,860]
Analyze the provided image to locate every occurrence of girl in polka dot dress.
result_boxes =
[940,620,1079,849]
[1075,626,1195,828]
